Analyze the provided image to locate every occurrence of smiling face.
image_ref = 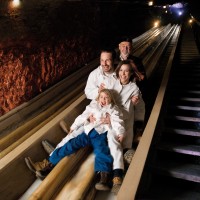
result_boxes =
[119,41,132,58]
[98,91,111,107]
[118,64,132,85]
[100,52,114,73]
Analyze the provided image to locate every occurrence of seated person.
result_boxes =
[25,89,126,192]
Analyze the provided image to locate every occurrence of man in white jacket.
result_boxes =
[85,48,117,100]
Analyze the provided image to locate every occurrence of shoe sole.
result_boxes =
[24,157,36,174]
[59,120,70,133]
[95,184,110,191]
[111,184,121,195]
[36,171,46,180]
[124,149,135,165]
[42,140,55,155]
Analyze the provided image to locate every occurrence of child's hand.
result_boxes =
[131,96,139,105]
[88,114,96,123]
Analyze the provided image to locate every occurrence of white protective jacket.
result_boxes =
[70,100,125,137]
[112,79,140,149]
[84,65,117,100]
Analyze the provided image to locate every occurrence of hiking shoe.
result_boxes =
[42,140,55,155]
[36,163,54,180]
[111,176,123,195]
[59,120,70,133]
[124,149,135,165]
[95,172,110,191]
[25,157,50,174]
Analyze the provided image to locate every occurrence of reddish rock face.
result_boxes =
[0,1,151,116]
[0,39,96,116]
[0,1,100,116]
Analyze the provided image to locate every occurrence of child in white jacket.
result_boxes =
[36,89,126,191]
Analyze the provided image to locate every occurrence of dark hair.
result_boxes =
[115,60,135,81]
[118,36,132,44]
[100,48,116,60]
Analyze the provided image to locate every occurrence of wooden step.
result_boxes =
[163,128,200,137]
[137,176,200,200]
[165,115,200,123]
[149,161,200,183]
[156,142,200,156]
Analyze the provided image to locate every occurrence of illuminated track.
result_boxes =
[0,24,182,200]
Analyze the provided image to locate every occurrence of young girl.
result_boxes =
[35,89,126,191]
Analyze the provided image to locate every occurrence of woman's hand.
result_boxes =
[117,134,124,143]
[131,95,139,105]
[100,113,111,125]
[69,129,73,134]
[98,83,105,93]
[135,72,145,81]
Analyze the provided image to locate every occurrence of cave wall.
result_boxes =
[0,0,152,116]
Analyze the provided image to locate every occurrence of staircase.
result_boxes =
[136,24,200,199]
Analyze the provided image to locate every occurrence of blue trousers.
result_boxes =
[49,129,113,172]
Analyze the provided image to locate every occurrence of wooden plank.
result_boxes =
[164,128,200,137]
[0,94,89,200]
[156,143,200,156]
[55,153,95,200]
[150,161,200,183]
[28,147,91,200]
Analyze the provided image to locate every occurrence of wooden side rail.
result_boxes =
[0,94,90,200]
[0,83,85,158]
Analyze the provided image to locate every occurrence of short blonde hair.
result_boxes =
[96,89,116,105]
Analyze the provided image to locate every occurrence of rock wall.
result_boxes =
[0,1,152,116]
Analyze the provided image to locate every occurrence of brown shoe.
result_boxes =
[25,157,50,174]
[111,176,123,195]
[36,163,54,180]
[124,149,135,165]
[59,120,70,133]
[95,172,110,191]
[42,140,55,155]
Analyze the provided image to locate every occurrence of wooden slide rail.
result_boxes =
[28,148,93,200]
[27,25,181,200]
[0,94,92,200]
[28,25,180,200]
[0,25,179,200]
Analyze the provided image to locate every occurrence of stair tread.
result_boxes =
[156,142,200,156]
[165,115,200,122]
[150,161,200,182]
[142,178,200,200]
[169,105,200,111]
[163,128,200,137]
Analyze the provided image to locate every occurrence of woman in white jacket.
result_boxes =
[35,89,126,191]
[113,60,140,150]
